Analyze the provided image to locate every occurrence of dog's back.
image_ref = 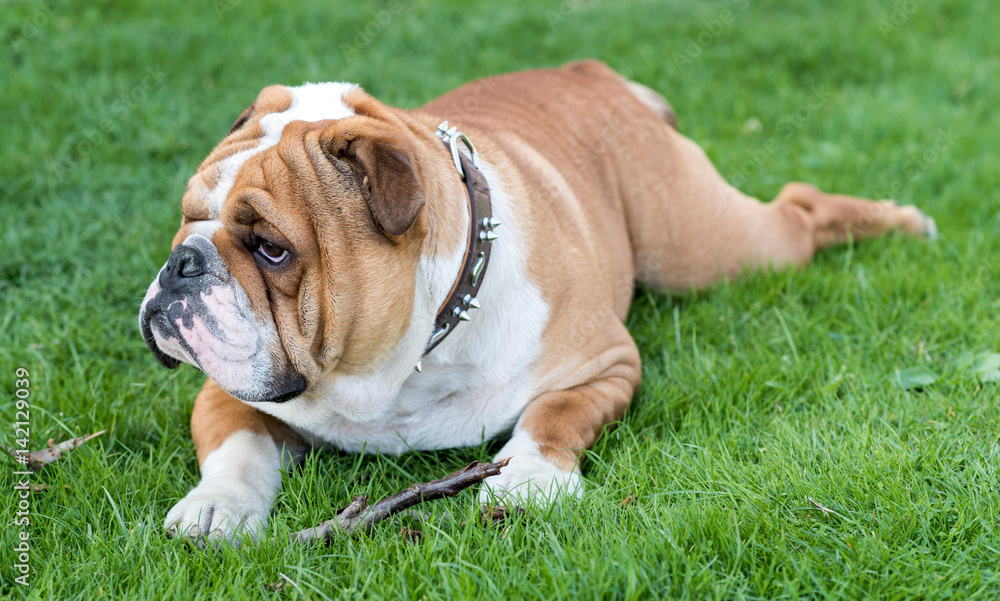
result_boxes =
[420,59,933,296]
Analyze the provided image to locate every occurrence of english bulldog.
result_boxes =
[139,60,935,543]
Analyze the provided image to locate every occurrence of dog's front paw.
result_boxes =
[164,481,275,546]
[164,431,284,546]
[478,434,583,507]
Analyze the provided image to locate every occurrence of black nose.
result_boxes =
[164,244,206,280]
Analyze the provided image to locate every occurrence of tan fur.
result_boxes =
[195,86,294,177]
[180,60,929,479]
[417,59,929,471]
[191,378,303,465]
[181,89,474,462]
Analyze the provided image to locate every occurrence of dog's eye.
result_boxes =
[257,239,288,264]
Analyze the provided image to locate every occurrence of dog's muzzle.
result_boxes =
[139,241,307,403]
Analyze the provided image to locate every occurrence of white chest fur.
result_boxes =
[255,162,550,454]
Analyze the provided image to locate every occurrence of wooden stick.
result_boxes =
[292,458,510,543]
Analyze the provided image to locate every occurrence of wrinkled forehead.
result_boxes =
[180,81,359,222]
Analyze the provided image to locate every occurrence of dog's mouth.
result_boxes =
[139,277,187,370]
[254,375,308,403]
[139,308,183,370]
[138,294,308,404]
[139,286,206,371]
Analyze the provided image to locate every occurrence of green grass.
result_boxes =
[2,0,999,598]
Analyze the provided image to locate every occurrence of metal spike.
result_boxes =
[462,294,480,309]
[480,230,499,242]
[458,310,471,322]
[488,217,501,229]
[414,361,422,373]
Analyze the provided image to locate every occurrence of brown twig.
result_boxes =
[292,457,510,543]
[807,496,848,521]
[4,431,106,471]
[266,572,303,593]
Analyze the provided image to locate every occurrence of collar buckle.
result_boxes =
[436,121,481,180]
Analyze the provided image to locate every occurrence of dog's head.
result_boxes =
[139,83,429,404]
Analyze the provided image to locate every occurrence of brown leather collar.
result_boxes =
[419,122,498,364]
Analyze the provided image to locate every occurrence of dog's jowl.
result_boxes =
[139,60,935,544]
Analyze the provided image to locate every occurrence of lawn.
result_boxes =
[2,0,999,599]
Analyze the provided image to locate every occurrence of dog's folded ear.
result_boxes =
[322,124,425,237]
[228,104,255,135]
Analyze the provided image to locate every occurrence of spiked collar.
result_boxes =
[415,122,499,371]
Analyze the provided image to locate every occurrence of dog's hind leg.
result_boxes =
[479,322,641,506]
[772,181,937,248]
[626,131,936,293]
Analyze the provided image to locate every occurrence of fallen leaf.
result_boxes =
[971,352,1000,382]
[266,573,302,594]
[895,367,938,390]
[400,526,424,544]
[479,504,525,526]
[4,431,105,471]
